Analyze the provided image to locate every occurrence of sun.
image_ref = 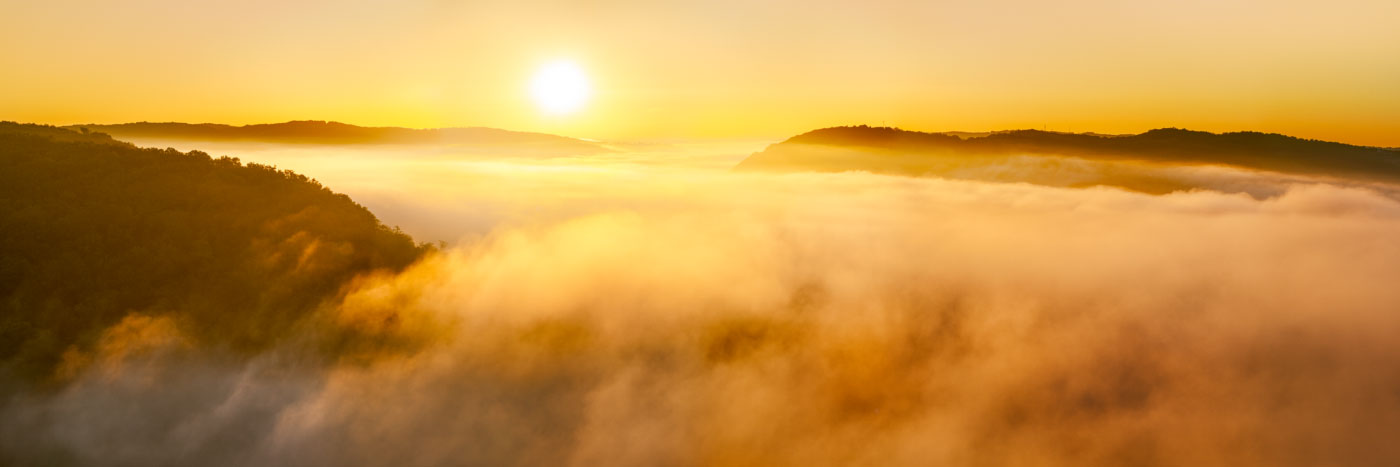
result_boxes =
[530,61,590,115]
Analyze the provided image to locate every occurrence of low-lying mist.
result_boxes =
[116,138,767,243]
[6,140,1400,466]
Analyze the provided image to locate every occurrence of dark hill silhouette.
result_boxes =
[0,122,430,385]
[735,125,1400,193]
[67,120,610,153]
[0,121,130,146]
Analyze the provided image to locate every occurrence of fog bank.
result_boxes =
[6,142,1400,466]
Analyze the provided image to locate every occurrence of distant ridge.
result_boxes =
[0,121,130,147]
[736,125,1400,187]
[67,120,609,153]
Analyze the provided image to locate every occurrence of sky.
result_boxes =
[3,0,1399,145]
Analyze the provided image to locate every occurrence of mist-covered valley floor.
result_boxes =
[6,132,1400,466]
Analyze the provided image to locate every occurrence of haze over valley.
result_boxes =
[6,121,1400,465]
[5,0,1400,465]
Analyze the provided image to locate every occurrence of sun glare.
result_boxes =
[530,61,590,115]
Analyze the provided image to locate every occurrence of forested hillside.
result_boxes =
[0,122,428,384]
[736,126,1400,187]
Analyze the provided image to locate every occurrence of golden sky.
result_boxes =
[3,0,1399,145]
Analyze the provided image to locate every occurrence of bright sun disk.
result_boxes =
[530,61,590,115]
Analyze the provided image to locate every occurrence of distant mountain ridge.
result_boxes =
[736,125,1400,188]
[68,120,609,153]
[939,130,1128,140]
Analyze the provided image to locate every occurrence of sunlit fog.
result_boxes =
[6,134,1400,466]
[5,0,1400,465]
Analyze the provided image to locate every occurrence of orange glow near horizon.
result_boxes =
[2,0,1400,146]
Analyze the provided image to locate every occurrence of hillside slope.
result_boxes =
[736,126,1400,193]
[0,122,428,383]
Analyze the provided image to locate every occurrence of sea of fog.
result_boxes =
[121,138,774,243]
[8,137,1400,466]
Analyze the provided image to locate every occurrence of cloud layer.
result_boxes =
[6,149,1400,466]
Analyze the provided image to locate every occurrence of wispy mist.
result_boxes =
[6,143,1400,466]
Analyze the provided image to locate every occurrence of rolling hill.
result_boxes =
[736,126,1400,193]
[0,122,429,385]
